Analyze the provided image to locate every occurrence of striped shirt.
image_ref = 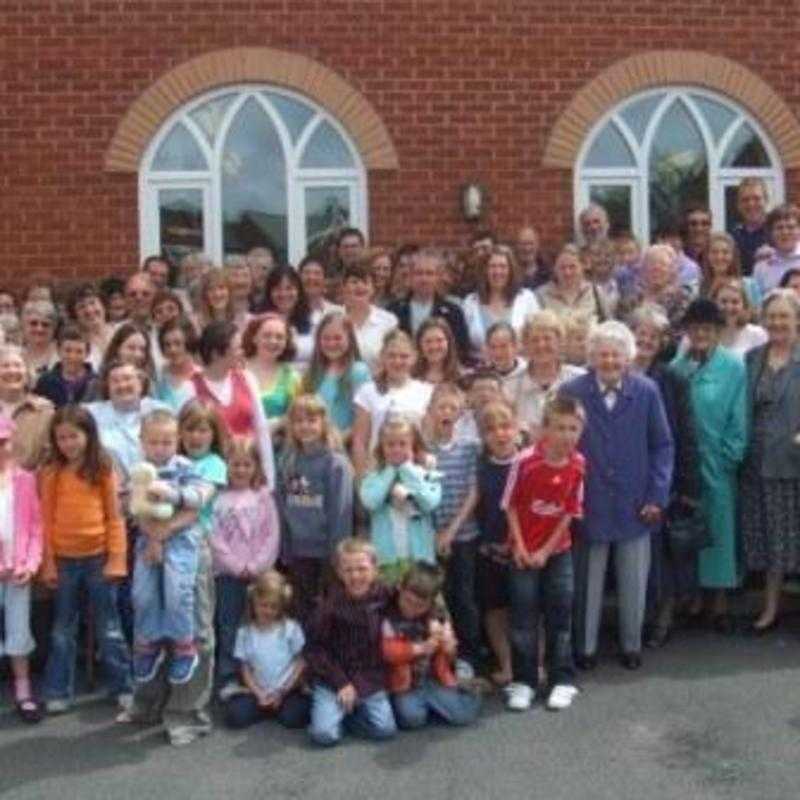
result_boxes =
[431,438,480,542]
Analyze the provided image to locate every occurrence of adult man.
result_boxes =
[732,177,770,276]
[515,225,550,289]
[336,228,366,271]
[577,204,610,245]
[125,272,156,327]
[247,245,276,311]
[141,255,172,291]
[470,229,496,263]
[388,249,470,363]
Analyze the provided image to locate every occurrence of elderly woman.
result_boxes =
[0,344,53,469]
[462,245,540,361]
[67,283,116,371]
[505,310,584,440]
[563,321,674,670]
[189,321,275,488]
[740,289,800,632]
[753,204,800,295]
[20,299,59,378]
[671,299,747,632]
[630,305,701,647]
[536,244,607,325]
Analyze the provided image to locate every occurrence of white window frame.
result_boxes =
[574,87,784,243]
[139,85,368,266]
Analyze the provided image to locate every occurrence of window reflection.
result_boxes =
[159,189,204,264]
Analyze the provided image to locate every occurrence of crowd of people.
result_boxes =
[0,175,799,748]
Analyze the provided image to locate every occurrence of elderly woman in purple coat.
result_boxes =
[562,321,674,671]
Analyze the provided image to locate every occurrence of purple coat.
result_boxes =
[561,370,674,543]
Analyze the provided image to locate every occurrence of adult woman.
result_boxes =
[151,290,186,330]
[504,310,584,440]
[711,280,767,357]
[96,322,156,391]
[563,322,674,670]
[740,289,800,632]
[154,316,200,412]
[262,265,314,364]
[242,313,300,435]
[753,204,800,295]
[671,299,747,632]
[412,317,463,385]
[630,305,700,647]
[0,344,53,469]
[20,300,59,378]
[363,247,394,308]
[462,245,540,361]
[67,283,116,371]
[299,255,341,326]
[536,244,607,325]
[700,233,761,309]
[195,268,234,330]
[190,321,275,488]
[224,256,254,328]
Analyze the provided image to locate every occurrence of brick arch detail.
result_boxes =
[542,50,800,169]
[104,47,399,172]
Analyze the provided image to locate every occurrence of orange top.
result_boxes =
[39,466,127,581]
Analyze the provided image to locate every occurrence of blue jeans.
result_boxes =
[214,575,248,689]
[308,684,397,746]
[392,679,481,729]
[132,530,198,645]
[42,556,132,701]
[444,540,481,666]
[509,550,575,690]
[224,690,311,730]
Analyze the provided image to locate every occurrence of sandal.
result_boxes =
[15,697,43,724]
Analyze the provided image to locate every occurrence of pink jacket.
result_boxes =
[0,468,43,576]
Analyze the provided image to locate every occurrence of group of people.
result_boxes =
[0,174,798,748]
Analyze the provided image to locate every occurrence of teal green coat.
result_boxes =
[671,346,747,588]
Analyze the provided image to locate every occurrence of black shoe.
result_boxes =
[619,652,642,670]
[575,654,597,671]
[644,624,671,649]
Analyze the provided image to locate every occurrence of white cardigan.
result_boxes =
[462,288,541,356]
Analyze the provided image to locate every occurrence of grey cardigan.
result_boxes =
[744,343,800,479]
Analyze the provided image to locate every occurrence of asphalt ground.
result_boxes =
[1,617,799,800]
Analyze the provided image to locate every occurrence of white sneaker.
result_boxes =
[116,693,134,712]
[505,682,534,711]
[45,699,71,714]
[455,659,475,681]
[546,684,579,711]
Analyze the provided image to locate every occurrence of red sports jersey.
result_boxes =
[501,444,585,554]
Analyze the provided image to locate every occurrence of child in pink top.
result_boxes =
[210,435,280,697]
[0,417,43,723]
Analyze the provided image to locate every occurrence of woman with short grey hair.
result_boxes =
[20,299,59,378]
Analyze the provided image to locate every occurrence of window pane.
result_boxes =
[589,185,631,236]
[584,122,635,168]
[619,92,665,145]
[648,100,708,235]
[152,122,208,171]
[159,188,204,263]
[263,92,315,143]
[305,187,351,253]
[690,94,737,144]
[189,93,237,146]
[221,97,288,260]
[301,120,355,168]
[721,122,771,167]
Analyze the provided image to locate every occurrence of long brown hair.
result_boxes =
[412,317,462,383]
[47,404,112,485]
[301,311,362,398]
[477,245,522,304]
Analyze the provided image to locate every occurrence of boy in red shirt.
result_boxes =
[501,394,586,712]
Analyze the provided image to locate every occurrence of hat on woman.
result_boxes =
[681,298,725,328]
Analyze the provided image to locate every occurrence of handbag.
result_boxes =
[667,504,711,556]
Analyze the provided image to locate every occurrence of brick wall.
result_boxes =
[2,0,800,286]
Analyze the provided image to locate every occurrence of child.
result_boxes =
[474,400,518,687]
[382,562,481,729]
[223,570,310,730]
[502,394,586,712]
[34,323,95,407]
[426,383,482,679]
[305,538,397,746]
[359,415,441,584]
[0,417,43,722]
[211,436,280,696]
[277,395,353,621]
[301,311,371,441]
[40,405,132,712]
[131,409,215,686]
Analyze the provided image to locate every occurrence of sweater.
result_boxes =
[276,446,354,560]
[39,466,127,579]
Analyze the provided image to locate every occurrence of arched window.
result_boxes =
[575,87,784,241]
[140,86,367,265]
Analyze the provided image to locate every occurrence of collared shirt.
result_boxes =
[596,377,622,410]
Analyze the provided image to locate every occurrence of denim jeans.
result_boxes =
[224,689,311,729]
[214,574,248,689]
[444,540,481,667]
[42,555,132,701]
[391,679,481,729]
[509,550,575,690]
[132,530,198,646]
[308,684,397,746]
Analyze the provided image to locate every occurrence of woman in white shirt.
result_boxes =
[711,279,768,357]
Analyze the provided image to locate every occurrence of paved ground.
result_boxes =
[1,621,799,800]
